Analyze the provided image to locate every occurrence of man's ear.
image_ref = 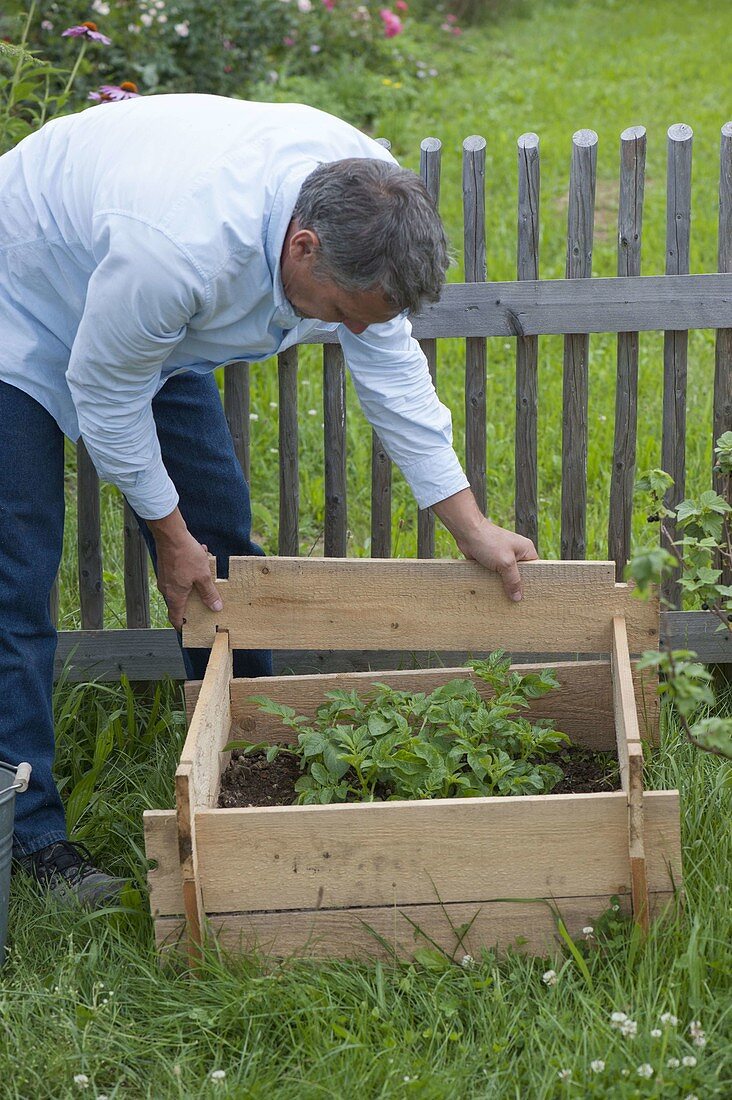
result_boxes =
[289,227,320,261]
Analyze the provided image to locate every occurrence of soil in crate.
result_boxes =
[217,746,620,809]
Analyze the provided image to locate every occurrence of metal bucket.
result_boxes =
[0,762,31,963]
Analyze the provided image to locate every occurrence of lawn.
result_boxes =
[2,0,731,1097]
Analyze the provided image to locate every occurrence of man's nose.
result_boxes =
[344,320,368,335]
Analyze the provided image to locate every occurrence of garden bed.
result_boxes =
[144,557,682,963]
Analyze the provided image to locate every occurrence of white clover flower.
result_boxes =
[688,1020,703,1038]
[41,19,54,29]
[621,1068,629,1076]
[174,21,189,36]
[542,969,558,987]
[92,0,111,14]
[637,1064,654,1078]
[269,447,278,454]
[269,401,278,408]
[693,1035,707,1048]
[610,1011,628,1025]
[307,408,317,415]
[650,1028,662,1038]
[210,1069,226,1082]
[460,954,474,969]
[681,1055,697,1068]
[620,1019,638,1038]
[140,12,153,26]
[128,23,141,33]
[157,13,168,23]
[685,1095,700,1100]
[582,926,594,935]
[557,1069,571,1081]
[660,1012,679,1027]
[73,1077,90,1091]
[590,1060,605,1073]
[297,0,312,10]
[667,1057,680,1068]
[249,412,259,420]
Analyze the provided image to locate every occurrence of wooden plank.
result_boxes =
[76,439,104,630]
[224,659,659,751]
[515,132,540,550]
[561,129,597,560]
[463,135,487,514]
[609,126,646,579]
[193,789,680,915]
[715,122,732,587]
[662,123,693,608]
[660,609,732,662]
[277,348,299,556]
[224,362,250,484]
[123,500,150,629]
[174,630,232,958]
[417,137,442,558]
[323,344,347,557]
[300,274,732,343]
[182,557,658,654]
[144,791,680,923]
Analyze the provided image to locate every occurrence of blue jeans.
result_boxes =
[0,373,271,855]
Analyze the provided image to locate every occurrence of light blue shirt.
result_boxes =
[0,94,469,519]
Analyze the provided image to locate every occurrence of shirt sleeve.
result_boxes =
[337,315,470,510]
[66,214,208,519]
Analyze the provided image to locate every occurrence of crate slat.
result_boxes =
[123,500,150,629]
[224,361,250,484]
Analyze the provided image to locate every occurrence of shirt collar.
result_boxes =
[264,159,320,329]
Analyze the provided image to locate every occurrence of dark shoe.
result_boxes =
[17,840,128,908]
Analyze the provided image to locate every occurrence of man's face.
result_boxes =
[281,221,401,335]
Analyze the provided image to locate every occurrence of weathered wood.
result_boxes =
[174,630,232,958]
[222,659,659,751]
[662,123,693,608]
[715,122,732,586]
[561,129,597,560]
[123,500,150,629]
[515,133,540,549]
[323,344,347,557]
[609,126,646,579]
[417,137,442,558]
[370,433,391,557]
[463,136,488,514]
[76,440,104,630]
[224,362,250,484]
[300,274,732,342]
[144,791,680,930]
[277,348,299,556]
[182,557,659,654]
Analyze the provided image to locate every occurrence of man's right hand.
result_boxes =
[147,507,223,630]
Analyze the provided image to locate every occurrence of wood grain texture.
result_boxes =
[224,362,250,484]
[662,124,693,608]
[609,127,646,578]
[463,136,488,514]
[323,344,347,557]
[299,274,732,343]
[143,790,680,920]
[370,432,391,558]
[277,348,299,556]
[123,500,150,629]
[561,129,597,560]
[417,137,442,559]
[515,133,540,549]
[181,557,658,654]
[222,659,659,751]
[76,440,104,630]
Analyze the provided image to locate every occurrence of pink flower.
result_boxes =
[88,81,140,102]
[61,21,111,44]
[395,0,408,9]
[379,9,403,37]
[283,35,296,46]
[322,0,336,9]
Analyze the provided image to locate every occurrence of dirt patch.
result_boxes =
[218,745,619,808]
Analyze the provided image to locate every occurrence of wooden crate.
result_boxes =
[144,558,682,962]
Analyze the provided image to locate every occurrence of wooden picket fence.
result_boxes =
[55,121,732,681]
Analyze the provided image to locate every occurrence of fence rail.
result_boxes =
[57,121,732,679]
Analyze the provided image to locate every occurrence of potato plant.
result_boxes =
[230,652,570,804]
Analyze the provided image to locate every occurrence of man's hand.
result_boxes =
[432,488,538,601]
[147,508,223,630]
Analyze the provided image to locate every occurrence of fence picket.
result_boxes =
[662,123,693,607]
[278,348,299,556]
[224,362,250,484]
[463,135,487,515]
[561,129,598,559]
[123,501,150,628]
[609,126,646,578]
[417,136,442,558]
[323,344,347,556]
[516,132,540,550]
[77,440,104,629]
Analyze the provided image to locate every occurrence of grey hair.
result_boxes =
[291,158,449,314]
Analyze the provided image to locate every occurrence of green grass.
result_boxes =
[4,2,732,1096]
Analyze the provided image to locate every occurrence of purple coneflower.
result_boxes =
[88,81,140,102]
[62,21,112,45]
